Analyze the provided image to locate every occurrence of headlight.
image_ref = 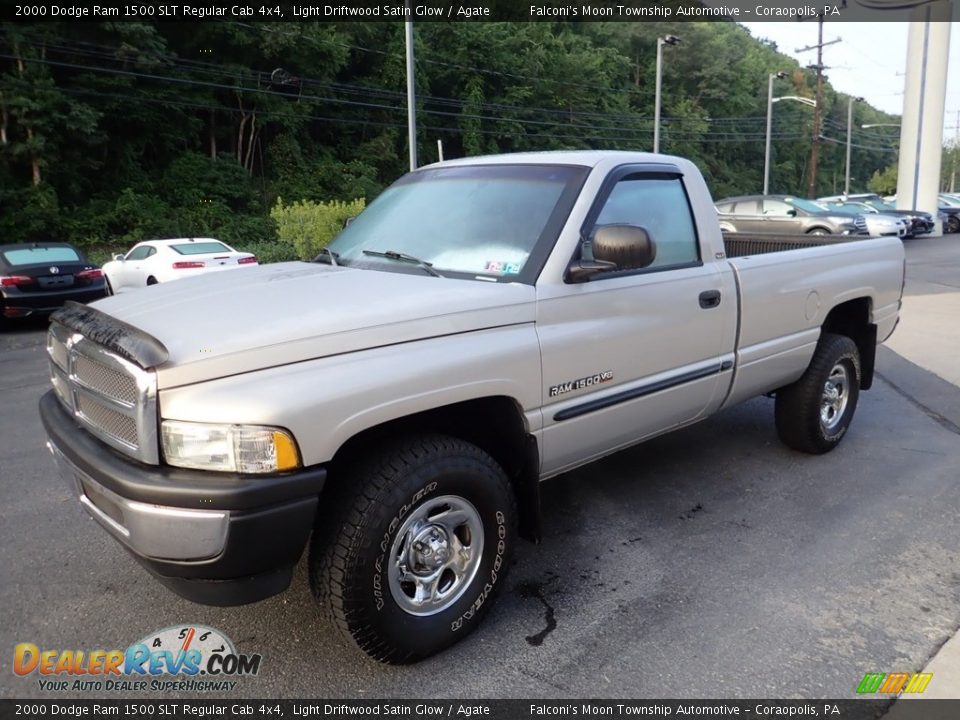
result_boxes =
[161,420,301,473]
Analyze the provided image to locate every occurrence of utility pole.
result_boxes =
[797,16,840,198]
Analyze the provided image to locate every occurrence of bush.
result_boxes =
[233,239,299,265]
[270,197,365,260]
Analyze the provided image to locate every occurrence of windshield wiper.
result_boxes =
[313,248,340,266]
[361,249,444,278]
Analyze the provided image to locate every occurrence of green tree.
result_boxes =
[868,164,898,195]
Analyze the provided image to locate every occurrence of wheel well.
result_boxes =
[822,298,877,389]
[330,396,542,542]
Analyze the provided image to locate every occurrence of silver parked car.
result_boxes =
[817,201,907,238]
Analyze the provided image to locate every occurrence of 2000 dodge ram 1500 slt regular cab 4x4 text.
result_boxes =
[40,151,905,663]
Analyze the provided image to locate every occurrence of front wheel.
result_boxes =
[947,215,960,234]
[775,333,861,454]
[310,435,517,664]
[806,228,830,236]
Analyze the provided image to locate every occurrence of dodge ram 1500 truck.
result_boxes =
[40,151,905,664]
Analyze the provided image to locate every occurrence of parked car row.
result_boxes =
[715,192,946,238]
[0,238,257,330]
[4,186,956,332]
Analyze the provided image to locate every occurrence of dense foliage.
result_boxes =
[1,20,903,259]
[271,196,365,260]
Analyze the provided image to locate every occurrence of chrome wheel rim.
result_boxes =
[820,363,850,431]
[387,495,484,616]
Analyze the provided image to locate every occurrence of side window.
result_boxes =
[733,199,760,215]
[125,245,151,261]
[715,202,734,214]
[763,199,795,217]
[145,246,157,258]
[592,176,700,270]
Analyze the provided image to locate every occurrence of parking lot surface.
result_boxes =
[2,236,959,699]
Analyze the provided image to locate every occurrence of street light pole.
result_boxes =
[764,71,789,196]
[654,35,680,153]
[845,96,863,196]
[404,17,417,171]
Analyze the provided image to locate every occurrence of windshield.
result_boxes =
[171,242,231,255]
[326,164,585,282]
[822,202,858,215]
[784,197,829,214]
[862,198,895,211]
[2,246,81,266]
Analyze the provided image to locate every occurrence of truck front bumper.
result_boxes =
[39,391,325,606]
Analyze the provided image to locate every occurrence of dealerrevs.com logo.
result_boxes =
[13,625,262,693]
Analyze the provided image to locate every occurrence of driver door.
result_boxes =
[115,244,155,289]
[536,167,736,476]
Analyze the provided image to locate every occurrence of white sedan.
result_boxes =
[102,238,258,294]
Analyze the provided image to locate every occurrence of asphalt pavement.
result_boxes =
[2,235,960,701]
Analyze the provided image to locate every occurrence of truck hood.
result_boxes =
[90,262,536,388]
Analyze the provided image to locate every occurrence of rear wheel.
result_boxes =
[146,276,158,286]
[310,435,517,664]
[775,333,861,454]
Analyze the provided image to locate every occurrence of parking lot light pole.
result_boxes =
[845,96,864,196]
[654,35,681,153]
[405,17,417,171]
[764,71,789,196]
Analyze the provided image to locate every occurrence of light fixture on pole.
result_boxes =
[845,96,864,195]
[764,71,789,196]
[654,35,681,153]
[765,93,816,195]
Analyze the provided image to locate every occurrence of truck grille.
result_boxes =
[47,322,158,463]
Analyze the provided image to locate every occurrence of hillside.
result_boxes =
[0,21,901,255]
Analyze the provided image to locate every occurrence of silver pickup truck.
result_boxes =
[40,151,904,664]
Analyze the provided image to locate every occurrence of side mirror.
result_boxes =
[343,216,355,229]
[113,254,125,262]
[786,209,797,217]
[567,224,657,283]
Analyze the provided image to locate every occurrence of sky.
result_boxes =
[741,21,960,143]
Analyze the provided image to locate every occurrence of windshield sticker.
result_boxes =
[485,261,522,274]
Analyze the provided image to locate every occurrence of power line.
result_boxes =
[16,35,775,130]
[6,50,796,143]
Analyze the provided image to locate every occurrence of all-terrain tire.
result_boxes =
[775,333,861,454]
[310,435,517,664]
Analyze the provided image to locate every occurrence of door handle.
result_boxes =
[699,290,721,309]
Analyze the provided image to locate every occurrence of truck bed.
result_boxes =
[718,232,905,409]
[722,232,873,258]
